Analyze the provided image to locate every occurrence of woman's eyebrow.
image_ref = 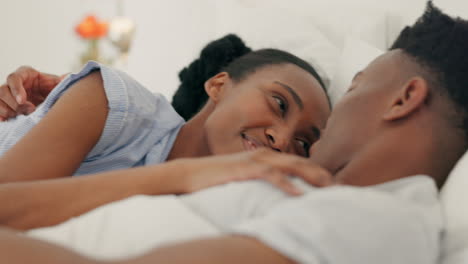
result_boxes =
[273,81,303,110]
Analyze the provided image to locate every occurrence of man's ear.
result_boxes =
[383,77,429,121]
[204,72,231,103]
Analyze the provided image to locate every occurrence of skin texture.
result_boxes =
[0,228,292,264]
[0,49,467,264]
[118,235,293,264]
[0,228,96,264]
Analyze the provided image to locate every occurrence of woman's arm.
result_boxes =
[122,235,292,264]
[0,148,332,230]
[0,71,108,182]
[0,227,97,264]
[0,150,270,230]
[0,160,186,230]
[0,228,291,264]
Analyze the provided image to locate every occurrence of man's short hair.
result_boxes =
[391,1,468,144]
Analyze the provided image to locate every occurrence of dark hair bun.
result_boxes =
[172,34,252,120]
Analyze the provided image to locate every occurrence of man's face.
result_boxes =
[309,50,404,176]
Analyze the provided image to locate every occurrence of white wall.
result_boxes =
[1,0,467,100]
[0,0,218,100]
[124,0,217,100]
[0,0,119,78]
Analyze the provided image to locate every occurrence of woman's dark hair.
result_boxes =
[171,34,328,120]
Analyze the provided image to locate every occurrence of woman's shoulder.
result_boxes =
[96,63,182,122]
[60,62,184,171]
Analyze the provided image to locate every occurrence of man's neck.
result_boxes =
[334,128,457,187]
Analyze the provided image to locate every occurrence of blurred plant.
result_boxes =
[75,15,109,65]
[75,14,136,68]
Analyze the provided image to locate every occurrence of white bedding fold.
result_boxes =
[27,195,220,260]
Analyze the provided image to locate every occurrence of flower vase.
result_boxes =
[80,39,100,65]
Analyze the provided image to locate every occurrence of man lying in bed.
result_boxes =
[1,2,468,263]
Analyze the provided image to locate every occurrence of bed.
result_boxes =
[22,0,468,263]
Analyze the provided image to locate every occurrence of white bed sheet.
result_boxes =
[27,195,220,261]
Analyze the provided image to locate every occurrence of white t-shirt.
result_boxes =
[181,175,442,264]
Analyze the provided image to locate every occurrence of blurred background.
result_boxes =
[0,0,467,100]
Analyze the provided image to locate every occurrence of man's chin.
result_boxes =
[308,152,342,176]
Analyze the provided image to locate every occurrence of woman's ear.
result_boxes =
[383,77,429,121]
[204,72,231,103]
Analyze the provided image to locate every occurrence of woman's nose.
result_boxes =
[266,130,289,152]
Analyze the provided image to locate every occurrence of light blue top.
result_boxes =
[0,61,185,176]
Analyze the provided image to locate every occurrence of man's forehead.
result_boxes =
[360,50,410,82]
[366,50,402,70]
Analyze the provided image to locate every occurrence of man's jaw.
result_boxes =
[309,147,348,177]
[332,162,348,176]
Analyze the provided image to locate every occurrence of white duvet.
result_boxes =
[27,195,220,260]
[26,177,441,264]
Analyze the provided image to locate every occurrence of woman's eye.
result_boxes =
[296,139,311,157]
[273,96,287,115]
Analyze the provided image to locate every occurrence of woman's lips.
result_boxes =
[241,133,265,151]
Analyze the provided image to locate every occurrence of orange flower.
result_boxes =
[75,15,108,39]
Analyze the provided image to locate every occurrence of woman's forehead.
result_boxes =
[242,64,323,93]
[238,63,330,122]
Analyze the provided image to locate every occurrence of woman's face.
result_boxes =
[204,64,330,157]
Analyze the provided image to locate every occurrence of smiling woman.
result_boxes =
[0,34,331,230]
[197,63,329,158]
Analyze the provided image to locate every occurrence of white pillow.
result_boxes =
[440,152,468,264]
[213,0,340,89]
[328,36,383,105]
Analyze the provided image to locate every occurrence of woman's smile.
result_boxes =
[241,133,265,151]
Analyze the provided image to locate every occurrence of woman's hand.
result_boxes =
[174,148,333,196]
[0,66,64,120]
